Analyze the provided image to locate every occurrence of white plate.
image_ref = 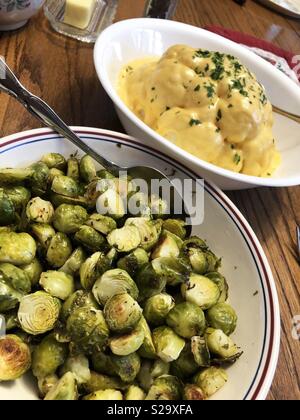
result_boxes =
[0,127,280,400]
[257,0,300,18]
[94,18,300,190]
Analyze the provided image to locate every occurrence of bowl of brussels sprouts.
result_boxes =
[0,127,280,400]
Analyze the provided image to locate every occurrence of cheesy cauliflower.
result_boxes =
[118,45,281,177]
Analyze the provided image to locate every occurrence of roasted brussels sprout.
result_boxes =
[0,262,31,294]
[0,190,16,226]
[4,311,18,330]
[0,274,24,312]
[80,252,102,290]
[125,218,160,251]
[41,153,67,171]
[111,352,141,383]
[66,306,109,354]
[38,374,59,398]
[152,326,185,363]
[74,225,105,252]
[32,334,68,379]
[53,204,88,234]
[206,272,229,303]
[125,385,146,400]
[144,293,175,326]
[60,353,91,385]
[39,271,75,301]
[31,223,55,251]
[96,189,125,220]
[0,167,34,185]
[92,269,139,306]
[151,232,181,259]
[83,389,123,401]
[4,186,31,211]
[26,197,54,224]
[104,293,142,333]
[59,247,86,276]
[51,175,80,198]
[182,237,221,274]
[18,291,61,335]
[67,157,80,180]
[50,192,89,209]
[166,302,206,339]
[46,233,72,268]
[107,225,141,253]
[80,155,97,183]
[61,290,98,321]
[151,256,191,287]
[181,274,220,310]
[0,232,36,266]
[29,162,50,195]
[183,384,206,401]
[138,360,170,391]
[163,219,187,240]
[194,367,228,398]
[0,335,31,381]
[86,214,117,235]
[191,336,210,368]
[171,344,199,379]
[91,352,116,376]
[21,258,43,287]
[83,372,126,396]
[207,303,237,336]
[138,316,156,359]
[117,248,149,278]
[205,328,242,361]
[146,375,182,400]
[109,324,145,356]
[135,263,167,301]
[44,372,78,400]
[48,168,65,184]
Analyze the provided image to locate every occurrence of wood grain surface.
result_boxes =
[0,0,299,400]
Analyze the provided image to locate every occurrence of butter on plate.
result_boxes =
[64,0,96,30]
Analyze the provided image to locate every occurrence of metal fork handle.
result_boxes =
[0,58,120,174]
[273,105,300,124]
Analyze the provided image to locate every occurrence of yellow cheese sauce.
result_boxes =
[118,45,281,177]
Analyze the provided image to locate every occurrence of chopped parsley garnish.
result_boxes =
[216,128,221,133]
[189,119,201,126]
[233,153,241,165]
[228,104,233,108]
[194,85,201,92]
[205,84,215,98]
[166,106,171,111]
[216,110,222,122]
[204,64,210,72]
[195,49,211,58]
[151,87,156,91]
[230,79,248,97]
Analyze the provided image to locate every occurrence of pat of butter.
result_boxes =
[64,0,96,30]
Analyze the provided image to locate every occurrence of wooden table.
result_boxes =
[0,0,299,401]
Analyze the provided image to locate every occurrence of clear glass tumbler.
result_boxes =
[44,0,119,43]
[144,0,179,19]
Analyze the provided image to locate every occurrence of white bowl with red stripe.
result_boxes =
[0,128,280,400]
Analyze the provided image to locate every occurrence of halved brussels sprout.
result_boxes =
[0,190,16,226]
[109,324,145,356]
[163,219,187,240]
[29,162,50,195]
[83,389,123,401]
[166,302,206,339]
[0,274,24,312]
[80,252,102,290]
[205,328,242,361]
[206,272,229,303]
[0,335,31,381]
[138,316,156,359]
[97,169,115,180]
[152,326,185,363]
[182,237,221,274]
[31,223,55,250]
[91,352,116,376]
[0,232,36,266]
[146,375,182,401]
[92,269,139,306]
[191,336,210,368]
[138,360,170,392]
[86,214,117,235]
[61,290,99,321]
[107,225,141,253]
[83,371,126,393]
[0,262,31,294]
[171,344,199,379]
[104,292,142,333]
[181,274,220,310]
[207,303,237,336]
[41,153,67,171]
[51,175,80,198]
[96,189,125,220]
[0,167,34,185]
[74,226,105,252]
[117,248,149,278]
[144,293,175,326]
[194,367,228,398]
[149,195,169,219]
[183,384,206,401]
[60,353,91,385]
[32,334,68,379]
[18,291,61,335]
[59,247,86,276]
[80,155,97,183]
[21,258,43,287]
[111,352,141,383]
[53,204,88,234]
[4,186,30,211]
[38,374,59,398]
[39,271,75,301]
[44,372,78,401]
[26,197,54,224]
[125,385,146,401]
[127,191,151,217]
[151,256,191,287]
[48,168,65,184]
[135,263,167,301]
[66,306,109,354]
[151,232,181,259]
[4,311,18,330]
[125,218,160,251]
[67,157,80,180]
[46,233,72,268]
[50,192,89,209]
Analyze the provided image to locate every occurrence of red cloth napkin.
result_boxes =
[205,25,300,83]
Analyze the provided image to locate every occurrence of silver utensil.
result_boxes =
[0,58,191,225]
[272,105,300,125]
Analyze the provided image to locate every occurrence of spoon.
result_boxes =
[0,58,192,227]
